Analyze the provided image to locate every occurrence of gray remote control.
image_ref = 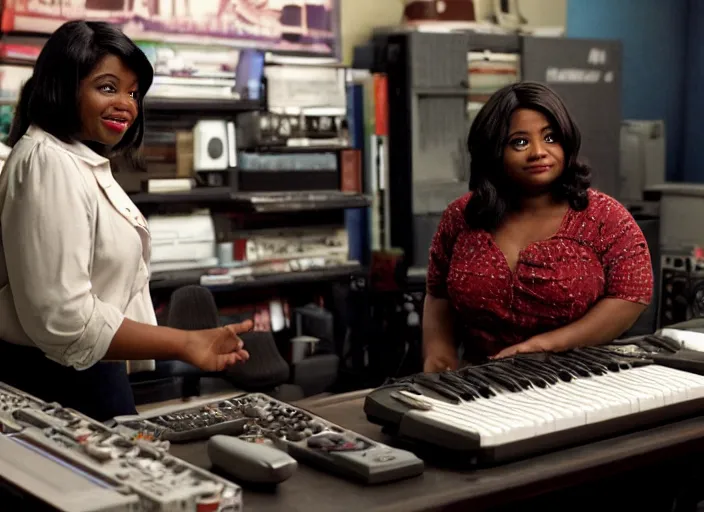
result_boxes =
[208,435,298,485]
[117,393,425,484]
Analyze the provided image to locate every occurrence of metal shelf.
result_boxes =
[143,97,263,113]
[150,263,365,292]
[129,188,371,213]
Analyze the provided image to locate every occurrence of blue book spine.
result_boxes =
[345,83,369,264]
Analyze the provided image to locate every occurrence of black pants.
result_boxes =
[0,341,137,422]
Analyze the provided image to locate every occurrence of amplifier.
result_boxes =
[658,254,704,328]
[235,111,345,149]
[233,149,362,193]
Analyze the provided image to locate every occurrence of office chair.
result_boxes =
[132,285,293,402]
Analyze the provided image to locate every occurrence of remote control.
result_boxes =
[208,435,298,485]
[116,393,425,484]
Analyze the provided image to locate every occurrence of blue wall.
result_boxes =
[566,0,689,181]
[683,0,704,182]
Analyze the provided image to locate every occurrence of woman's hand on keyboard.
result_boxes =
[423,342,459,373]
[491,334,557,359]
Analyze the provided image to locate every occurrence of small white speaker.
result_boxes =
[193,120,229,171]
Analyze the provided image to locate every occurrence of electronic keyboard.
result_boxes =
[364,347,704,465]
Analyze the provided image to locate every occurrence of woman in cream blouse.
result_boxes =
[0,20,251,421]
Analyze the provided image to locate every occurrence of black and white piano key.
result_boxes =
[397,364,704,448]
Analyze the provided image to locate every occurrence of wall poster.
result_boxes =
[0,0,339,57]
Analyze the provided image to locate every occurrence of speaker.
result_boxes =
[658,255,704,328]
[193,120,229,171]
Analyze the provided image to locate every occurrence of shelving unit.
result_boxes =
[0,12,366,405]
[130,188,370,213]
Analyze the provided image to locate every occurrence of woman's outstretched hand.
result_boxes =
[182,320,253,372]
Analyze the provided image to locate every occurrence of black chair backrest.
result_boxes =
[167,285,290,390]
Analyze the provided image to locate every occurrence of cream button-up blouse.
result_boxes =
[0,125,157,371]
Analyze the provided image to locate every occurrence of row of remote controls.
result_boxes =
[115,393,425,485]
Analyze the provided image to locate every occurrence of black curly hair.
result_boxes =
[464,81,591,232]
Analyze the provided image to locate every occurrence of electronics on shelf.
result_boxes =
[265,65,346,114]
[193,119,237,174]
[198,258,358,287]
[239,227,349,263]
[148,210,218,273]
[235,111,346,150]
[234,62,347,150]
[659,255,704,328]
[233,149,361,193]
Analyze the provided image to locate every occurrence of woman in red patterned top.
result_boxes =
[423,82,653,372]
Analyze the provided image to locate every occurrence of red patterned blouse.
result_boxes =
[426,189,653,362]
